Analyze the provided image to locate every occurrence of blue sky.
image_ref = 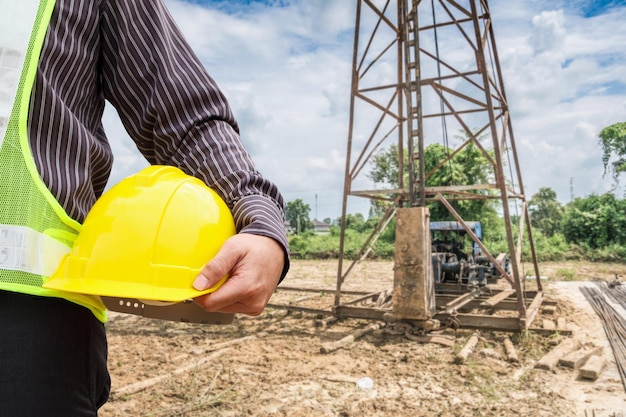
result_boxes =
[104,0,626,221]
[580,0,625,17]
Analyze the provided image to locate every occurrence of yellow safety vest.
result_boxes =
[0,0,107,321]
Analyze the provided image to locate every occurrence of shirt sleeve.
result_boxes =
[99,0,289,278]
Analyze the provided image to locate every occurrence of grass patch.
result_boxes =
[554,267,576,281]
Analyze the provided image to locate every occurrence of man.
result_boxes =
[0,0,289,415]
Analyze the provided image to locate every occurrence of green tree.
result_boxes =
[423,141,497,223]
[598,121,626,185]
[367,143,407,219]
[285,199,312,235]
[367,140,497,223]
[342,212,367,232]
[528,187,563,237]
[368,143,407,187]
[561,193,626,248]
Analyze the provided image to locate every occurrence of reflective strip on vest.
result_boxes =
[0,225,71,276]
[0,0,41,149]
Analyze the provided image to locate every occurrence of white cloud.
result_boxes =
[529,10,566,55]
[104,0,626,221]
[497,3,626,201]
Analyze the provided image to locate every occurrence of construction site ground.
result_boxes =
[99,260,626,417]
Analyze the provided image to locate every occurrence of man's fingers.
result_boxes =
[194,280,263,315]
[192,234,285,315]
[194,282,238,312]
[193,241,238,290]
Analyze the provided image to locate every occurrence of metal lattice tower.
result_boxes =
[335,0,542,329]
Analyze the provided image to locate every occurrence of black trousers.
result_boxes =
[0,290,110,416]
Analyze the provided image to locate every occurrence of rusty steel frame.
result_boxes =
[269,0,543,333]
[333,0,541,332]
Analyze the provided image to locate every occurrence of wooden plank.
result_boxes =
[481,289,514,307]
[535,338,581,371]
[579,355,607,380]
[560,346,603,369]
[444,287,482,313]
[521,291,544,329]
[334,305,389,320]
[434,312,522,332]
[436,290,542,312]
[503,337,519,363]
[455,333,479,363]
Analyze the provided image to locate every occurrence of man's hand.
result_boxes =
[192,234,285,315]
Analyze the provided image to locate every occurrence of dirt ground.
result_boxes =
[99,260,626,417]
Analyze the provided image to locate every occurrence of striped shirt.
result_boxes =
[28,0,289,273]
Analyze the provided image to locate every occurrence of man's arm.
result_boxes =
[100,0,289,312]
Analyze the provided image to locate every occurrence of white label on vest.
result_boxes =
[0,0,41,148]
[0,225,70,277]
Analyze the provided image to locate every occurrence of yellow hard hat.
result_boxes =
[44,165,236,302]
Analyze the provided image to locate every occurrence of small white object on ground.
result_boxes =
[356,376,374,390]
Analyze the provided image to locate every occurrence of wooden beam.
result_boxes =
[334,305,389,321]
[481,289,514,307]
[443,287,483,313]
[520,291,544,329]
[434,312,521,332]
